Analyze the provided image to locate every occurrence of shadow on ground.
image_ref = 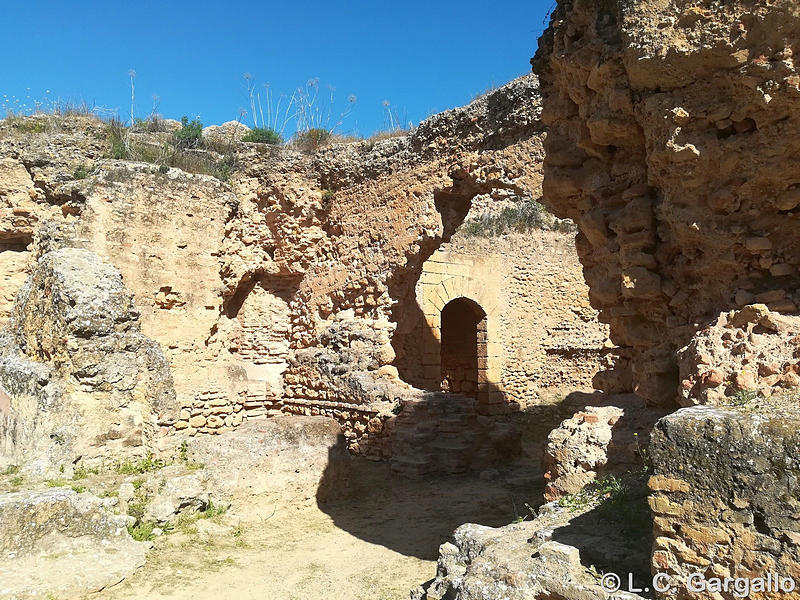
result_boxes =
[316,398,585,560]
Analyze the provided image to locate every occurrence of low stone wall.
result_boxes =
[282,398,391,458]
[167,386,281,436]
[648,404,800,599]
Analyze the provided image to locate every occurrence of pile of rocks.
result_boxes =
[543,394,668,501]
[678,304,800,405]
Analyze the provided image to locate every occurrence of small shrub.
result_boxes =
[321,189,335,202]
[178,441,205,470]
[241,127,282,145]
[2,465,20,476]
[178,441,189,462]
[71,484,87,493]
[294,128,333,152]
[127,499,147,520]
[72,465,97,480]
[117,453,165,475]
[106,119,129,159]
[174,115,203,149]
[131,114,169,133]
[201,499,228,519]
[127,520,157,542]
[4,114,46,133]
[73,165,90,180]
[104,115,236,182]
[10,475,23,487]
[462,198,575,237]
[557,472,651,537]
[214,154,237,182]
[45,479,69,488]
[729,388,761,406]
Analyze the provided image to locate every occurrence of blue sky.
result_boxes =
[0,0,554,137]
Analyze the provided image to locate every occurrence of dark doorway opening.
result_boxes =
[440,297,487,395]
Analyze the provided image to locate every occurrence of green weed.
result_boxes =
[241,126,282,144]
[117,453,165,475]
[72,165,90,180]
[127,520,157,542]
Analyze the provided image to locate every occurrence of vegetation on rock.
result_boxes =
[241,126,282,144]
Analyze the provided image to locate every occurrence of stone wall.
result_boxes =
[649,404,800,599]
[0,74,610,473]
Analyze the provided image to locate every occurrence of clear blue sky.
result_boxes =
[0,0,554,137]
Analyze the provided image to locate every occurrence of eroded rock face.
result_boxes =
[649,404,800,599]
[534,0,800,406]
[0,488,147,599]
[185,416,351,504]
[0,249,175,474]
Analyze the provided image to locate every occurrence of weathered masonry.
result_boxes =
[400,232,609,413]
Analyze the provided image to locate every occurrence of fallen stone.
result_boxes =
[185,416,351,505]
[412,501,648,600]
[144,467,210,523]
[543,393,667,501]
[0,488,147,599]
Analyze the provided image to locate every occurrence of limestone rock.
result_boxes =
[649,404,800,599]
[0,249,175,475]
[185,416,351,504]
[202,120,251,144]
[144,467,211,522]
[677,305,800,405]
[0,488,147,599]
[543,394,667,501]
[413,502,648,600]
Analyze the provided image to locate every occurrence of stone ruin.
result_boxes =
[0,73,611,481]
[2,0,800,598]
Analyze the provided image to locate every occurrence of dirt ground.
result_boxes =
[83,400,579,600]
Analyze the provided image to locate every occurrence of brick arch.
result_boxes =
[420,276,506,414]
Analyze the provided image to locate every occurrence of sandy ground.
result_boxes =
[80,400,578,600]
[86,460,540,600]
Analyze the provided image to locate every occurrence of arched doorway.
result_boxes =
[440,297,487,395]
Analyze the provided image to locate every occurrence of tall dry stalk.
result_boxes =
[128,69,136,125]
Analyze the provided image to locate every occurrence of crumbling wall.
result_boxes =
[534,0,800,406]
[226,74,554,454]
[0,73,605,473]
